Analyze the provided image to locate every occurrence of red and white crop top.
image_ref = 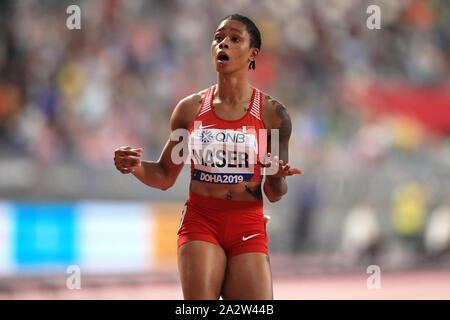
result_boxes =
[188,85,267,184]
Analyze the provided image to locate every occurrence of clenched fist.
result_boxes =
[114,146,143,174]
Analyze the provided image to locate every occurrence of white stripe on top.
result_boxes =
[250,89,261,120]
[198,86,214,116]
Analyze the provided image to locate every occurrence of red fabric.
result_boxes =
[177,191,268,258]
[188,85,267,183]
[344,82,450,135]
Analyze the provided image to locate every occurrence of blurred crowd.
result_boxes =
[0,0,449,259]
[0,0,449,165]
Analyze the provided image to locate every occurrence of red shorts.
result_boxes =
[177,191,269,258]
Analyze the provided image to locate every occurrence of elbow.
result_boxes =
[267,195,282,203]
[157,162,175,191]
[264,180,287,203]
[159,176,176,191]
[265,189,286,203]
[160,180,174,191]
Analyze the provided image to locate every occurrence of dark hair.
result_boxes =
[221,14,261,70]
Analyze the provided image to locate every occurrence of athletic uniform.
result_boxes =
[177,84,269,258]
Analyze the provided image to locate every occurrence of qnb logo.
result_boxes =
[366,265,381,290]
[200,130,213,143]
[197,130,247,144]
[216,131,246,143]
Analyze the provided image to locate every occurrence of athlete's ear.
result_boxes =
[249,48,259,62]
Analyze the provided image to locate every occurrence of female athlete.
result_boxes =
[114,14,303,300]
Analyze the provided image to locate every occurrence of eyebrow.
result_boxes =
[214,27,243,35]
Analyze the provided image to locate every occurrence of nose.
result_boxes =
[219,38,229,49]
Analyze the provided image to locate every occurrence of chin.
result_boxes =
[214,65,230,74]
[214,64,238,75]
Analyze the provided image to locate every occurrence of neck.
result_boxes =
[216,70,252,105]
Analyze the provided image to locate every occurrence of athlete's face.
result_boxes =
[212,19,259,74]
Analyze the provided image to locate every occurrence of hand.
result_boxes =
[260,152,303,178]
[114,146,143,174]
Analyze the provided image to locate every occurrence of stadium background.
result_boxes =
[0,0,449,299]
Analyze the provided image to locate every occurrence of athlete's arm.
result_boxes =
[262,98,303,202]
[114,94,200,190]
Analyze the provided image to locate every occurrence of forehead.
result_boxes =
[215,19,248,34]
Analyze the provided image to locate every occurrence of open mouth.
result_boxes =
[217,53,229,62]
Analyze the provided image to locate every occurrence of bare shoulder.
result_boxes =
[261,93,291,136]
[170,88,208,130]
